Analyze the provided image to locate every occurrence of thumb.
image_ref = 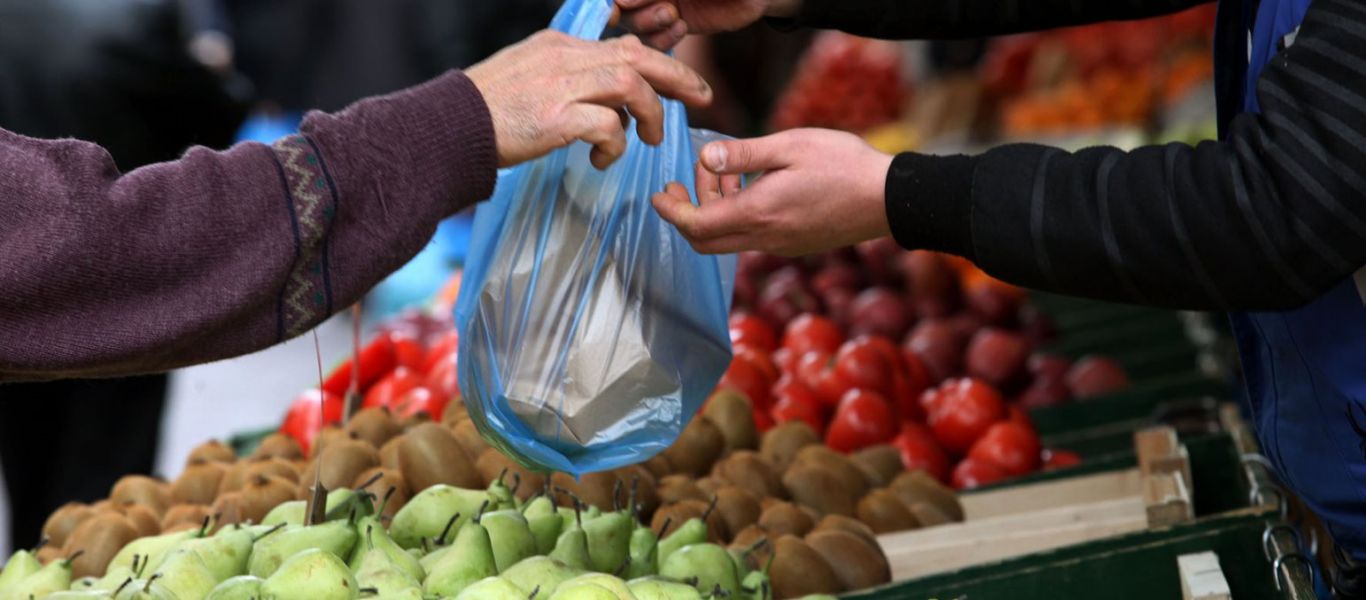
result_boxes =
[700,135,790,175]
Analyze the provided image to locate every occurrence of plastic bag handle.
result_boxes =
[550,0,615,41]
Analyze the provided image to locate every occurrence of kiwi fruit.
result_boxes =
[162,504,211,532]
[355,468,410,519]
[251,433,305,461]
[713,486,762,538]
[888,470,963,522]
[35,546,61,565]
[702,389,758,452]
[855,489,920,534]
[63,512,139,579]
[712,451,785,500]
[651,499,728,543]
[173,462,229,505]
[239,474,299,524]
[793,445,870,498]
[661,417,727,477]
[551,471,621,511]
[657,475,708,505]
[729,525,774,572]
[769,534,843,598]
[907,501,953,527]
[475,450,545,502]
[643,455,673,480]
[244,457,302,484]
[379,435,405,471]
[729,525,769,562]
[186,440,237,467]
[345,407,401,448]
[782,462,858,517]
[695,477,722,497]
[760,422,820,472]
[439,398,468,428]
[450,419,491,462]
[805,529,891,591]
[813,514,880,550]
[851,445,904,487]
[299,437,382,494]
[310,424,347,458]
[117,503,162,537]
[757,501,815,538]
[210,492,246,530]
[41,502,94,549]
[109,475,170,516]
[216,460,252,496]
[759,497,782,511]
[90,499,113,512]
[612,464,659,517]
[397,422,482,491]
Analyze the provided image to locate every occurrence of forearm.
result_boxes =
[0,70,496,381]
[775,0,1212,40]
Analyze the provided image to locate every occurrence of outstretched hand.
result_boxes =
[615,0,797,50]
[652,128,894,256]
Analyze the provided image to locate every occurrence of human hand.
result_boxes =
[616,0,800,49]
[652,128,893,256]
[466,31,713,169]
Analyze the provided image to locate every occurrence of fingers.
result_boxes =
[642,25,688,51]
[620,2,678,34]
[652,178,751,241]
[609,36,712,108]
[578,63,666,145]
[566,104,629,169]
[694,159,723,206]
[699,134,790,175]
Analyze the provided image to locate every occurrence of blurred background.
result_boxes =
[0,0,1218,554]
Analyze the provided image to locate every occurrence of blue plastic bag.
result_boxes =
[453,0,737,476]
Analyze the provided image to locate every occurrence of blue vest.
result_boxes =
[1218,0,1366,558]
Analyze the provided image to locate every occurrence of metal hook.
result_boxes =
[1272,553,1315,592]
[1262,523,1304,562]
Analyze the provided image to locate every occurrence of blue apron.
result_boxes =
[1223,0,1366,558]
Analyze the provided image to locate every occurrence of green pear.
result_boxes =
[204,575,264,600]
[404,548,423,562]
[499,556,584,599]
[482,510,537,573]
[548,524,592,571]
[546,573,636,600]
[557,506,600,532]
[583,512,633,575]
[349,517,424,583]
[390,485,491,549]
[523,497,563,555]
[148,549,218,600]
[248,520,358,578]
[70,576,100,590]
[0,554,75,600]
[739,571,772,600]
[179,526,254,581]
[109,578,152,600]
[107,529,200,576]
[262,501,306,527]
[658,544,738,598]
[626,577,704,600]
[88,566,135,592]
[45,591,112,600]
[453,576,525,600]
[654,518,706,571]
[260,548,358,600]
[353,526,421,597]
[418,543,452,573]
[623,527,658,580]
[0,549,42,591]
[422,520,496,597]
[792,596,838,600]
[487,472,517,511]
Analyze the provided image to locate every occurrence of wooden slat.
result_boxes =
[1178,552,1232,600]
[1136,426,1193,493]
[1145,471,1194,527]
[961,468,1144,520]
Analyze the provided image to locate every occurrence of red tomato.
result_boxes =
[422,331,459,374]
[322,336,396,396]
[833,338,895,396]
[892,422,951,483]
[772,394,827,435]
[918,386,946,416]
[899,349,933,395]
[280,388,344,455]
[427,355,460,403]
[389,331,426,371]
[752,406,776,432]
[363,367,424,409]
[782,314,844,356]
[773,347,800,374]
[967,422,1042,476]
[719,355,774,409]
[1007,405,1034,431]
[730,313,779,353]
[826,389,897,452]
[795,351,850,408]
[889,374,926,424]
[392,386,447,421]
[952,457,1009,490]
[735,346,780,390]
[1043,449,1083,470]
[927,378,1007,455]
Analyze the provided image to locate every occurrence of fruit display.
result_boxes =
[768,32,906,134]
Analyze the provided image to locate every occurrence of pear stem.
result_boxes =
[611,480,624,512]
[438,513,462,545]
[742,537,769,558]
[132,554,144,578]
[254,522,287,542]
[356,471,384,492]
[528,585,541,600]
[702,495,719,521]
[376,486,398,517]
[199,516,213,537]
[61,550,85,568]
[497,467,509,489]
[612,556,631,577]
[510,473,522,496]
[142,573,161,593]
[656,517,673,539]
[113,578,135,597]
[474,500,491,524]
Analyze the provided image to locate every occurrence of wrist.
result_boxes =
[765,0,802,18]
[859,151,895,239]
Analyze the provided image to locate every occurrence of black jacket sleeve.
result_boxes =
[777,0,1212,40]
[887,0,1366,311]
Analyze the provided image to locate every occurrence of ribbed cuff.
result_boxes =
[392,70,499,208]
[885,152,977,259]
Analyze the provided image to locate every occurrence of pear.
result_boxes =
[498,557,583,599]
[738,571,772,600]
[624,526,658,579]
[178,526,254,581]
[452,576,525,600]
[547,573,636,600]
[655,513,707,571]
[626,577,704,600]
[584,511,634,575]
[422,519,496,598]
[71,575,100,590]
[88,566,135,592]
[558,505,601,532]
[45,591,112,600]
[389,485,491,549]
[353,527,421,597]
[523,496,564,554]
[147,549,218,600]
[0,549,42,590]
[107,529,200,576]
[486,470,518,511]
[262,501,306,527]
[658,544,739,597]
[248,520,357,578]
[481,510,537,572]
[548,508,592,571]
[204,575,264,600]
[260,548,358,600]
[0,554,75,600]
[349,513,423,583]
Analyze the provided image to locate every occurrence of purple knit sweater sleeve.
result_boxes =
[0,70,497,381]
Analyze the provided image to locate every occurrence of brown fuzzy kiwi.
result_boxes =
[702,389,758,452]
[757,501,816,538]
[450,419,491,462]
[173,463,229,505]
[210,492,246,530]
[161,504,211,532]
[695,477,722,497]
[782,462,858,517]
[239,475,299,524]
[888,470,963,522]
[661,417,726,477]
[612,465,659,517]
[217,460,252,496]
[650,499,728,543]
[712,451,785,500]
[729,524,768,554]
[713,486,762,538]
[643,455,673,480]
[813,514,880,550]
[90,499,113,512]
[298,438,382,495]
[186,440,237,467]
[397,423,482,491]
[805,529,891,591]
[346,407,401,448]
[475,450,545,502]
[759,497,782,511]
[793,446,870,498]
[851,445,904,487]
[439,397,468,428]
[855,489,920,534]
[63,512,139,579]
[117,503,162,537]
[769,535,844,599]
[657,475,708,505]
[379,435,405,471]
[244,457,302,484]
[760,422,820,472]
[550,471,620,511]
[109,475,170,516]
[355,468,410,519]
[35,546,61,565]
[310,424,347,459]
[399,410,434,430]
[907,501,953,527]
[250,433,305,461]
[41,503,94,549]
